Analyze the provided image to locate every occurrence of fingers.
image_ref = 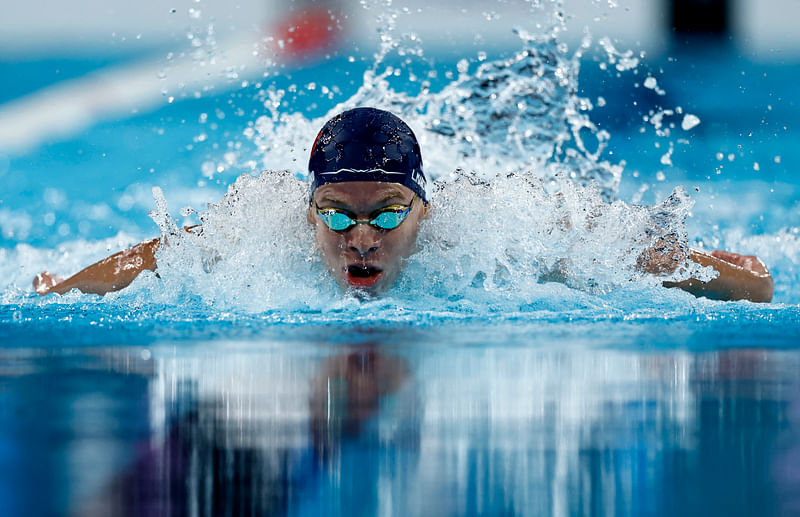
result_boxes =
[710,250,737,262]
[710,250,749,268]
[33,272,51,295]
[710,250,769,276]
[32,271,65,295]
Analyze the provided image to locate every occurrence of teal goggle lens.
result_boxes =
[316,203,412,232]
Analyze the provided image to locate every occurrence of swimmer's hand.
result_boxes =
[33,271,65,295]
[663,249,774,303]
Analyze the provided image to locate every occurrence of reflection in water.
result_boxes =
[1,342,798,516]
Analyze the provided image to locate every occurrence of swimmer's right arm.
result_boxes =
[33,225,201,296]
[33,238,160,296]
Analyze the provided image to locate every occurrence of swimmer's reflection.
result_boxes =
[309,347,413,462]
[76,345,800,516]
[80,345,416,516]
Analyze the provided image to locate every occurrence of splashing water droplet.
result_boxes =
[681,114,701,131]
[660,146,674,166]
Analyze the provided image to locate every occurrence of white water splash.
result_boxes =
[681,114,701,131]
[246,27,621,201]
[139,167,709,314]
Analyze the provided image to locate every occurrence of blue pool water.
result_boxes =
[1,2,800,515]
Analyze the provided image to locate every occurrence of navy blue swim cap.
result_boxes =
[308,107,427,202]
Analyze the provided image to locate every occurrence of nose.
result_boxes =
[345,223,381,257]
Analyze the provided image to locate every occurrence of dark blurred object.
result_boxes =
[670,0,729,36]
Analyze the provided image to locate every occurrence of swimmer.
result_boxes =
[33,107,774,302]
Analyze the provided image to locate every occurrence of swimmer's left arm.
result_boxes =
[637,239,773,302]
[663,249,774,303]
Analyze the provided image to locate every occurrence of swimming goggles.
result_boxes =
[315,197,415,232]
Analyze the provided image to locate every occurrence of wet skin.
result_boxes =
[308,181,429,295]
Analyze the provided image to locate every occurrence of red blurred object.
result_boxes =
[271,5,343,61]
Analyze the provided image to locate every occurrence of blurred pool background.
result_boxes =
[1,0,800,515]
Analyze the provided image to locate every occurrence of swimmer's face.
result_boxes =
[308,181,429,295]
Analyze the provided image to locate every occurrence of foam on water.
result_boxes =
[132,165,708,315]
[148,171,334,312]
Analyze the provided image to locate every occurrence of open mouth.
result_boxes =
[345,264,383,288]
